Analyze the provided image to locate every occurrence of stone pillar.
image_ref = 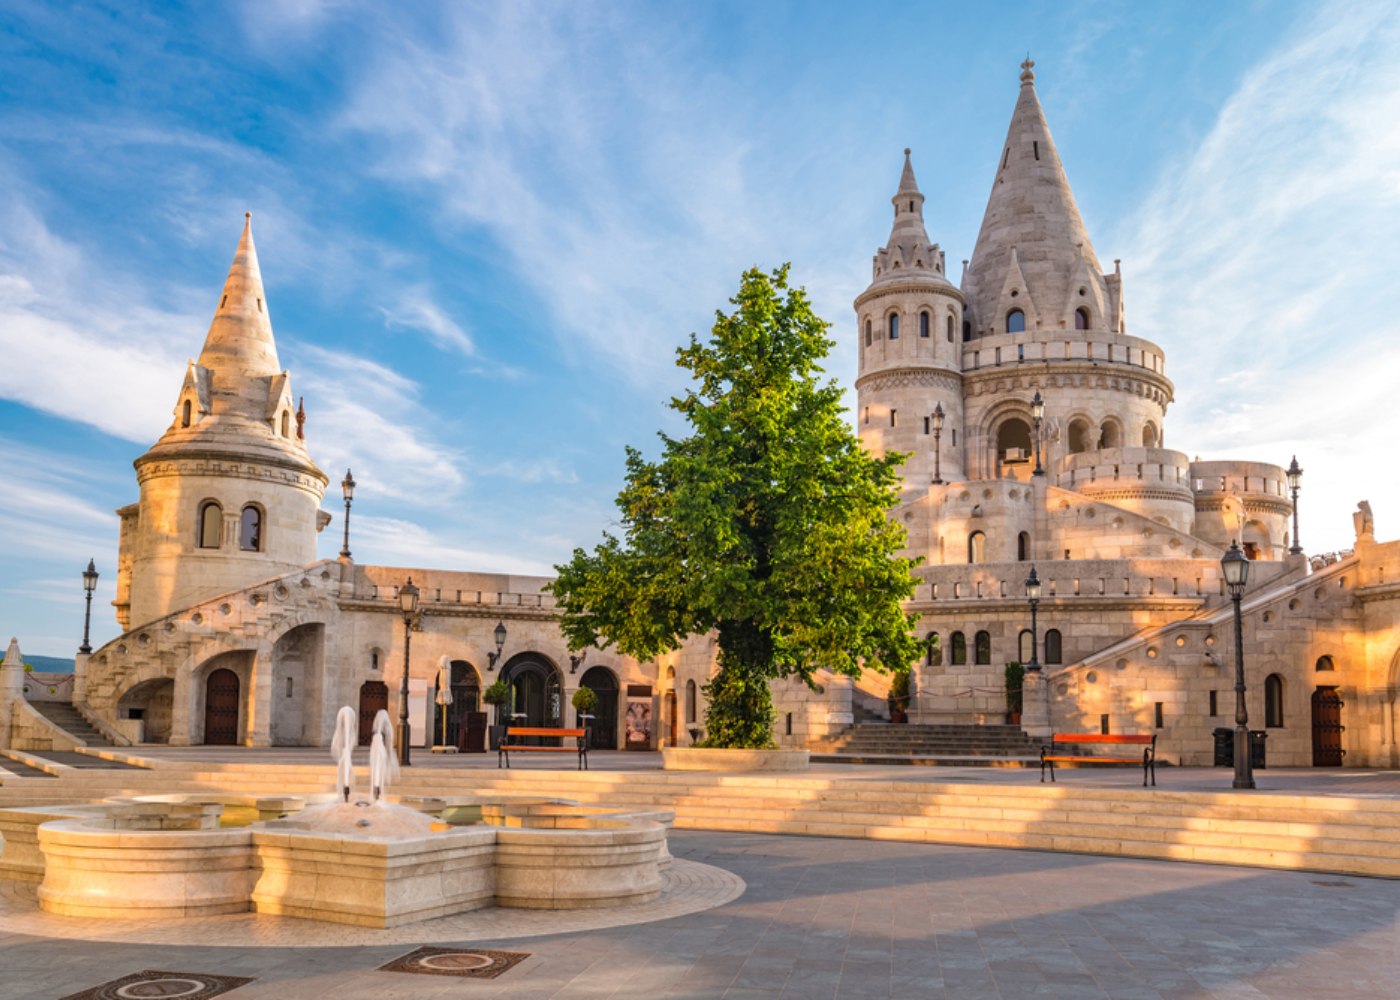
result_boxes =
[0,637,25,749]
[1021,669,1052,738]
[72,650,89,704]
[246,644,275,747]
[169,669,193,746]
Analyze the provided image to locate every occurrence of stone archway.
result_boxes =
[116,678,175,744]
[501,655,563,731]
[271,623,325,746]
[580,666,619,750]
[433,660,481,749]
[204,668,241,745]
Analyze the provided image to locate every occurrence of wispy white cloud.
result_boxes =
[379,285,477,357]
[0,438,118,561]
[1123,0,1400,552]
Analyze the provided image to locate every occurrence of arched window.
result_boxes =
[1068,417,1092,454]
[1006,309,1025,333]
[950,632,967,666]
[280,410,290,437]
[181,399,192,428]
[968,531,986,564]
[962,319,972,341]
[685,679,697,723]
[1315,655,1335,671]
[1098,419,1121,449]
[974,631,991,665]
[1017,532,1030,561]
[944,315,953,342]
[888,313,900,339]
[198,501,222,549]
[1265,674,1284,727]
[919,311,930,338]
[1018,629,1033,662]
[239,505,262,552]
[1142,423,1158,448]
[1044,629,1062,664]
[925,632,941,667]
[1075,307,1089,330]
[864,319,872,347]
[997,418,1032,465]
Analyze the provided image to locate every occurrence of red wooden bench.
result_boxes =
[1041,733,1157,786]
[498,726,590,770]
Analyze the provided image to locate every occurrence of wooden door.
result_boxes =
[204,668,240,745]
[358,681,388,745]
[1311,686,1345,766]
[667,691,678,746]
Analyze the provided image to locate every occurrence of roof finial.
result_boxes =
[1020,56,1035,85]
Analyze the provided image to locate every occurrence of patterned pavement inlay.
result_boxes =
[379,946,530,978]
[59,969,255,1000]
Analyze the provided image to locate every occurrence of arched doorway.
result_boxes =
[204,668,240,745]
[502,656,562,732]
[433,660,481,748]
[578,666,619,749]
[358,680,388,745]
[996,418,1032,468]
[116,678,175,744]
[271,623,324,746]
[1311,687,1345,766]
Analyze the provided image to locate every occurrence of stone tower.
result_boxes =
[854,149,966,497]
[114,216,329,629]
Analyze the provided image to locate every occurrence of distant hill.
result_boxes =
[25,654,75,672]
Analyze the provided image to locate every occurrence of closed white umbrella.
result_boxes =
[435,656,453,747]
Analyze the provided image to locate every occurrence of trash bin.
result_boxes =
[1212,727,1233,766]
[461,711,488,754]
[1249,729,1267,770]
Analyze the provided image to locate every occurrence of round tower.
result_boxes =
[117,216,328,629]
[854,150,966,495]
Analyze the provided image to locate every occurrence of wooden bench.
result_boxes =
[498,726,590,770]
[1041,733,1157,786]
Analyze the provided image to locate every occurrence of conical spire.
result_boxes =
[197,213,281,382]
[870,149,950,286]
[962,61,1106,334]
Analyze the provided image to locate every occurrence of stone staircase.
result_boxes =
[27,702,110,747]
[806,723,1041,766]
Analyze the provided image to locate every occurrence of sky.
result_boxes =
[3,0,1399,657]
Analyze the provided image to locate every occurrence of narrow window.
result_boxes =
[1265,674,1284,727]
[371,651,380,671]
[926,633,941,667]
[1017,532,1030,561]
[1100,714,1110,735]
[968,531,986,564]
[889,313,900,339]
[951,429,957,447]
[962,319,972,341]
[198,501,223,549]
[1018,629,1033,662]
[923,416,930,434]
[863,406,869,424]
[1002,147,1009,169]
[1007,309,1026,333]
[1075,307,1089,330]
[950,632,967,665]
[239,505,262,552]
[1154,702,1164,728]
[1033,140,1040,160]
[890,409,897,428]
[947,315,955,342]
[280,410,289,437]
[974,631,991,665]
[1209,690,1218,716]
[920,311,930,338]
[1044,629,1062,664]
[286,677,294,698]
[181,399,192,428]
[686,680,697,723]
[785,712,793,736]
[864,319,872,347]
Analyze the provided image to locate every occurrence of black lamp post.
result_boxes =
[79,559,98,655]
[1031,390,1045,476]
[931,403,945,485]
[1221,541,1254,789]
[340,468,356,559]
[487,621,508,671]
[1025,566,1041,673]
[397,578,419,766]
[1286,456,1303,555]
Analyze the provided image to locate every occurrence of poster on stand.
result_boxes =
[625,684,653,750]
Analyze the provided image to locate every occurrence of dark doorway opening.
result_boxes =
[358,680,388,745]
[204,668,240,745]
[579,666,619,749]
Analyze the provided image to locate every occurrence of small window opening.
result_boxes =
[920,311,930,338]
[890,409,897,428]
[1100,714,1110,735]
[286,677,294,698]
[908,200,914,212]
[181,399,192,428]
[198,501,223,549]
[1007,309,1025,333]
[371,651,380,671]
[1075,308,1089,330]
[1154,702,1164,728]
[1033,140,1040,160]
[974,630,991,665]
[1265,674,1284,727]
[1002,147,1009,169]
[951,429,957,447]
[280,411,289,437]
[864,319,872,347]
[220,295,227,308]
[923,416,930,434]
[239,505,262,552]
[889,314,900,339]
[962,320,972,342]
[256,298,263,313]
[1209,690,1218,716]
[785,712,793,736]
[946,316,954,342]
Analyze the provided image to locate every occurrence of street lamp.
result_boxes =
[931,403,945,485]
[79,559,99,655]
[1024,566,1041,673]
[1030,390,1045,476]
[1221,541,1254,789]
[339,469,356,559]
[397,578,419,766]
[1286,456,1303,555]
[570,649,587,674]
[487,621,508,671]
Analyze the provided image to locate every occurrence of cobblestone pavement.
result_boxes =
[5,830,1398,999]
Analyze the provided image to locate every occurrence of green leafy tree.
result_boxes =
[550,265,922,748]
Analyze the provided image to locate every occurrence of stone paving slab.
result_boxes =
[3,830,1398,998]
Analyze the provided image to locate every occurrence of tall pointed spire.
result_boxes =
[197,213,281,382]
[962,61,1107,334]
[870,149,950,286]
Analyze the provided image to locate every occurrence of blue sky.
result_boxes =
[4,1,1399,657]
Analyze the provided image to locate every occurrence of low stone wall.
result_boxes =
[661,748,810,771]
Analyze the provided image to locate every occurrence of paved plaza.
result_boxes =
[3,823,1398,999]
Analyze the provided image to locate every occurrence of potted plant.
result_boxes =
[888,668,911,724]
[571,685,598,729]
[1004,661,1024,725]
[483,679,511,749]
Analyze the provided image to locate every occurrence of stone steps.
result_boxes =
[6,757,1400,878]
[808,723,1042,760]
[26,702,109,746]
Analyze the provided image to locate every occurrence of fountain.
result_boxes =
[1,706,673,927]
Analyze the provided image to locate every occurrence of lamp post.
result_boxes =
[1030,390,1045,476]
[486,621,508,671]
[340,469,356,559]
[397,578,419,766]
[1024,566,1041,673]
[931,403,945,485]
[79,559,98,655]
[1221,541,1254,789]
[1286,456,1303,555]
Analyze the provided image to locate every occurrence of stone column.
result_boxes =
[246,644,275,747]
[0,637,25,749]
[1021,669,1052,738]
[72,650,89,704]
[168,668,193,746]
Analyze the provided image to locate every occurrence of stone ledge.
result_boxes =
[661,748,810,772]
